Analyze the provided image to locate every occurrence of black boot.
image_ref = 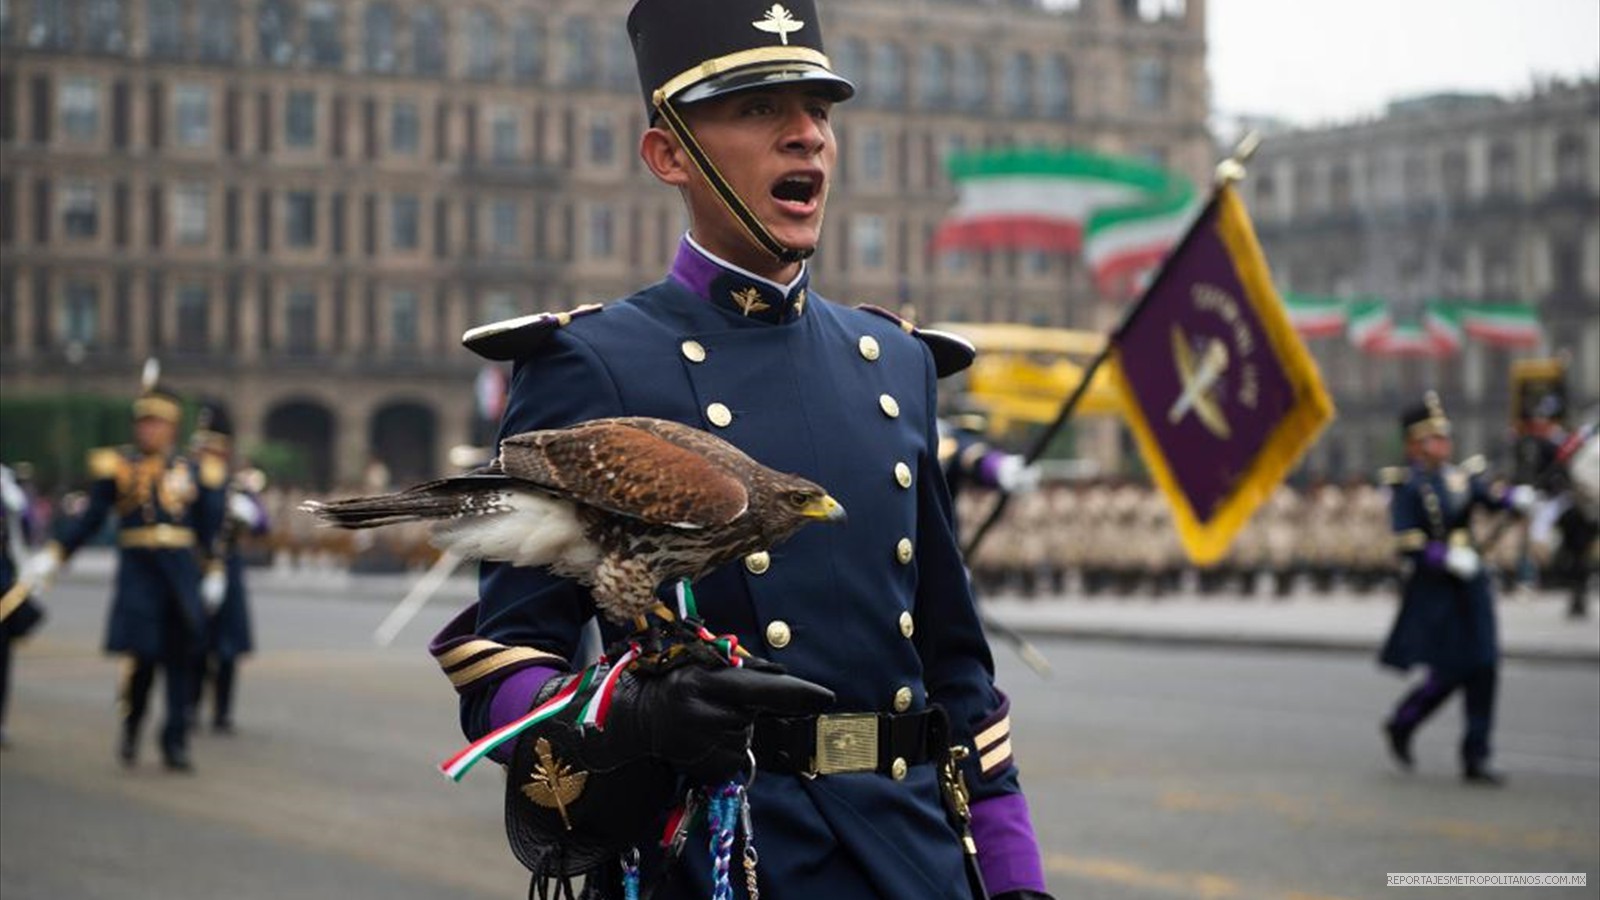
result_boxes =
[118,722,139,767]
[1462,760,1505,787]
[162,742,195,773]
[1382,720,1414,771]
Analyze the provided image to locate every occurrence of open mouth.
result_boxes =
[771,172,823,209]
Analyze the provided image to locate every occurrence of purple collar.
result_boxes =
[668,237,811,324]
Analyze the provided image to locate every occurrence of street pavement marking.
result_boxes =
[1157,787,1596,854]
[1044,852,1355,900]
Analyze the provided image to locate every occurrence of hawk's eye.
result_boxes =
[789,491,812,507]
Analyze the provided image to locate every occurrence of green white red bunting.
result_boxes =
[1285,295,1543,357]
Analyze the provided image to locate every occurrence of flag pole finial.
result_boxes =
[1214,131,1262,187]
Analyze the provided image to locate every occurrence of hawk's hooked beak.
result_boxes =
[802,494,847,523]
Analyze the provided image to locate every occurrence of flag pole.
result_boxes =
[960,132,1262,566]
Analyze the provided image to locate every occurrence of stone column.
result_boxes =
[334,394,372,490]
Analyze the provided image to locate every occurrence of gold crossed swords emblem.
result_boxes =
[521,737,588,831]
[1167,325,1232,440]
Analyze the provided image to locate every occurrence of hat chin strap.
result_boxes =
[653,93,813,265]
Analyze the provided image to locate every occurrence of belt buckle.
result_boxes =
[812,713,878,776]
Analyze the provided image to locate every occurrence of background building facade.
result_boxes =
[1243,82,1600,477]
[0,0,1212,489]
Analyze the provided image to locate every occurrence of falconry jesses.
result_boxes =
[304,417,846,625]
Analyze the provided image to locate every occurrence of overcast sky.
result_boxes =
[1208,0,1600,126]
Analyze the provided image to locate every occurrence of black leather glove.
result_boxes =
[994,891,1056,900]
[578,661,835,783]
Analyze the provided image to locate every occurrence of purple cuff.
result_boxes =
[1422,541,1448,568]
[486,665,562,764]
[975,451,1010,489]
[969,793,1046,895]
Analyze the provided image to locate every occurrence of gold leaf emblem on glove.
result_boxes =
[521,737,587,831]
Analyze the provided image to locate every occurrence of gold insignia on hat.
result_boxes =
[522,737,587,831]
[753,4,805,45]
[731,286,771,316]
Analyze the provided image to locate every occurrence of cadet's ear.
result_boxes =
[640,127,691,187]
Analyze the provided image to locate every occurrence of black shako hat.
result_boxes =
[1399,391,1451,440]
[627,0,855,114]
[193,401,234,453]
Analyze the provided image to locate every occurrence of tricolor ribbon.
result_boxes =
[436,665,596,782]
[579,643,642,729]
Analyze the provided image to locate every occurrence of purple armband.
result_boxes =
[970,793,1046,895]
[975,451,1010,490]
[1422,541,1448,569]
[487,666,563,764]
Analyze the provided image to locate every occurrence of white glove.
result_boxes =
[1506,484,1537,514]
[228,492,262,528]
[201,569,226,613]
[994,455,1043,494]
[1444,545,1481,581]
[25,550,60,586]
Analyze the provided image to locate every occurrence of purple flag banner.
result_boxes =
[1108,184,1335,565]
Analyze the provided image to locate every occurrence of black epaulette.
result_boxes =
[461,304,605,361]
[1377,466,1408,486]
[854,304,976,378]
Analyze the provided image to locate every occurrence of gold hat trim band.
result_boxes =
[134,396,183,423]
[655,46,833,105]
[1406,416,1451,439]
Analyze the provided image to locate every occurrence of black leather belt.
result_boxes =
[753,708,947,777]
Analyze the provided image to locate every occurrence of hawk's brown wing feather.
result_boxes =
[498,419,749,528]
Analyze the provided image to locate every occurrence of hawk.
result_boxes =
[304,417,845,625]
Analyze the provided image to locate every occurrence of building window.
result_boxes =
[196,0,235,61]
[305,1,343,67]
[286,90,316,147]
[60,77,101,141]
[490,107,518,163]
[390,288,419,349]
[918,45,951,110]
[869,43,905,108]
[589,204,614,258]
[1002,51,1033,116]
[1039,54,1072,118]
[258,0,295,65]
[855,213,885,269]
[412,6,445,76]
[85,0,125,53]
[391,194,420,250]
[512,12,544,81]
[1555,133,1587,190]
[173,183,208,244]
[176,283,209,350]
[491,199,518,251]
[286,191,316,247]
[483,290,517,322]
[391,100,419,154]
[1488,142,1516,196]
[286,288,317,354]
[465,9,499,79]
[589,113,615,166]
[1133,58,1168,110]
[604,27,633,90]
[61,180,99,238]
[174,83,211,147]
[860,129,885,183]
[1441,150,1468,201]
[28,0,72,49]
[954,47,987,111]
[562,17,594,85]
[64,282,99,346]
[364,2,397,73]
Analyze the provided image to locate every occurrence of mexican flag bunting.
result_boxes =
[1282,295,1349,338]
[1460,304,1543,348]
[1345,300,1393,351]
[1422,304,1465,354]
[1084,188,1203,299]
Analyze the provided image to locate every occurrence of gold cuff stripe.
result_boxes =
[974,715,1011,752]
[1394,529,1428,551]
[655,46,832,103]
[434,638,508,669]
[119,525,196,549]
[979,737,1014,776]
[446,647,563,689]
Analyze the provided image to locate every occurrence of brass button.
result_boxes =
[707,403,732,428]
[858,335,880,361]
[893,686,913,713]
[744,551,770,575]
[879,394,900,418]
[681,340,707,363]
[890,757,908,780]
[894,461,912,489]
[898,610,914,638]
[896,537,914,565]
[765,619,792,649]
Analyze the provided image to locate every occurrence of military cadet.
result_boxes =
[1,463,46,747]
[1379,393,1533,786]
[190,405,269,734]
[428,1,1053,897]
[25,381,226,771]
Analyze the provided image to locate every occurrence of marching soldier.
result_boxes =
[1,462,46,747]
[190,405,270,734]
[1379,392,1533,786]
[430,1,1053,897]
[25,377,225,771]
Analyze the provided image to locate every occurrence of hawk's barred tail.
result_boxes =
[301,474,517,530]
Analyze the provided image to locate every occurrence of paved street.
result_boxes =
[2,569,1596,899]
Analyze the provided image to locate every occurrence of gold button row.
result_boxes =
[859,335,880,361]
[894,461,912,489]
[707,402,732,428]
[765,619,791,649]
[896,537,914,565]
[681,340,707,363]
[744,551,770,574]
[893,685,913,713]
